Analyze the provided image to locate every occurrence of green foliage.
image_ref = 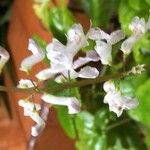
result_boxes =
[32,0,150,149]
[119,0,150,35]
[119,73,148,98]
[57,107,76,139]
[129,79,150,149]
[129,79,150,127]
[48,6,75,43]
[55,87,80,139]
[133,34,150,65]
[80,0,120,29]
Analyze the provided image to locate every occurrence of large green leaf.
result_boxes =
[80,0,120,29]
[107,121,147,150]
[133,34,150,65]
[55,87,80,139]
[75,111,96,140]
[57,107,76,139]
[49,6,75,43]
[129,79,150,127]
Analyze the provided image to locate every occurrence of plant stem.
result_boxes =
[0,72,127,94]
[106,118,131,131]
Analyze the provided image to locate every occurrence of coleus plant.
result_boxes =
[0,16,149,149]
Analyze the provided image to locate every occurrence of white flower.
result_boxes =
[121,16,150,55]
[42,93,80,114]
[18,100,45,136]
[129,17,146,35]
[103,80,139,117]
[0,46,10,73]
[36,24,99,81]
[88,28,125,65]
[17,79,36,89]
[20,39,45,73]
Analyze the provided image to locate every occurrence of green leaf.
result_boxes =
[56,107,76,139]
[80,0,120,29]
[129,79,150,127]
[119,73,148,98]
[95,109,110,131]
[146,128,150,149]
[119,0,150,35]
[107,121,147,150]
[128,0,149,11]
[32,35,47,49]
[119,0,136,35]
[75,111,96,140]
[88,134,107,150]
[33,0,50,29]
[49,6,75,43]
[133,34,150,65]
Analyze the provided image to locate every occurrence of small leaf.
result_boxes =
[49,6,75,43]
[129,79,150,127]
[56,107,76,139]
[133,34,150,65]
[75,111,96,140]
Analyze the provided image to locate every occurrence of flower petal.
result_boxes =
[73,50,100,69]
[122,97,139,109]
[120,35,139,54]
[46,38,66,63]
[20,39,45,72]
[95,40,112,65]
[109,30,125,45]
[0,46,10,73]
[28,39,44,55]
[87,27,110,41]
[18,100,41,111]
[30,112,45,136]
[62,69,78,79]
[20,54,44,72]
[36,68,57,80]
[17,79,36,89]
[78,66,99,79]
[129,16,146,34]
[66,24,88,58]
[42,94,80,114]
[103,80,116,93]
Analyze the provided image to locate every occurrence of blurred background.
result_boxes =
[0,0,150,150]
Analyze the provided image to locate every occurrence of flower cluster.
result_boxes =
[103,80,139,117]
[0,16,149,137]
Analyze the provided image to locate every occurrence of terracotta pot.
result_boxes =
[6,0,89,149]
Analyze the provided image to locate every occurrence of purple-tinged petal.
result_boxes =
[87,27,110,41]
[78,66,99,79]
[120,35,140,55]
[73,50,100,69]
[36,68,57,80]
[42,94,80,114]
[95,40,112,65]
[109,30,125,45]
